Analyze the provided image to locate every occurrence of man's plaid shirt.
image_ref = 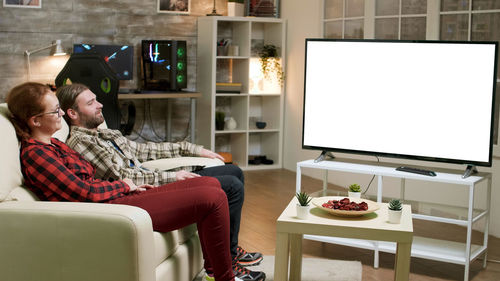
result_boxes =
[66,126,204,185]
[21,138,129,202]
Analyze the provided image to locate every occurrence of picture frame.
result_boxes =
[3,0,41,8]
[157,0,190,14]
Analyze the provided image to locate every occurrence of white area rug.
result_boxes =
[195,255,362,281]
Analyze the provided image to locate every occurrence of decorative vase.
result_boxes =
[296,204,309,220]
[225,117,237,130]
[348,191,361,198]
[388,209,402,224]
[227,2,244,17]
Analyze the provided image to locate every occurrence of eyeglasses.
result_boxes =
[34,106,61,118]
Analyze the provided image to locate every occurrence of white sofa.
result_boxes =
[0,103,224,281]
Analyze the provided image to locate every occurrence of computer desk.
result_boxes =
[118,92,202,142]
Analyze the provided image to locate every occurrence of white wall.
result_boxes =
[281,1,500,238]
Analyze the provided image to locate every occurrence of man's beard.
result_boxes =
[79,111,105,129]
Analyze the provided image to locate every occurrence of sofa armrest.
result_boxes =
[142,156,224,171]
[0,201,156,281]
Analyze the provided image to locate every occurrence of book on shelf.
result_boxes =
[216,82,242,93]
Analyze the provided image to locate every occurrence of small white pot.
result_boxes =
[296,204,310,220]
[227,2,244,17]
[348,191,361,198]
[388,209,402,224]
[225,117,237,130]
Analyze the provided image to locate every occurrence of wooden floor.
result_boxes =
[238,169,500,281]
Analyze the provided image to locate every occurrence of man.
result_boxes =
[57,84,265,281]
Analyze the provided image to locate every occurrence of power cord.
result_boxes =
[147,100,165,142]
[362,156,379,195]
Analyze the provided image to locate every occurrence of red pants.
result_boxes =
[109,176,234,281]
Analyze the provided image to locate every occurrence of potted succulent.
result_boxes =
[295,191,312,219]
[348,183,361,198]
[215,111,225,131]
[258,44,284,86]
[227,0,244,17]
[388,199,403,224]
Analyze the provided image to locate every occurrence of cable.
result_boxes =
[180,111,191,142]
[362,156,379,195]
[146,100,165,142]
[127,100,146,141]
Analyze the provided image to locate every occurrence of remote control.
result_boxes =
[396,166,436,177]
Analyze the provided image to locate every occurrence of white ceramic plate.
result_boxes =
[312,196,380,217]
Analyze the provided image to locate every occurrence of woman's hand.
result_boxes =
[123,178,155,193]
[200,148,225,161]
[175,170,201,181]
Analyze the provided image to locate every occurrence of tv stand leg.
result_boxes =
[314,151,335,162]
[462,165,478,179]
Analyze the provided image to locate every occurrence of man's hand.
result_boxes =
[175,170,201,181]
[200,148,225,161]
[123,178,155,193]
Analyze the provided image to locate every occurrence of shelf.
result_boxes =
[248,129,280,133]
[245,164,281,170]
[296,159,491,281]
[304,235,486,265]
[197,16,285,170]
[217,56,249,59]
[215,130,246,134]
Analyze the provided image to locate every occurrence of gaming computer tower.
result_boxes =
[141,40,187,91]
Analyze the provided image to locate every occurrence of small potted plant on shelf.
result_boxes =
[258,44,284,86]
[348,183,361,198]
[295,191,312,219]
[227,0,244,17]
[215,111,225,131]
[388,199,403,224]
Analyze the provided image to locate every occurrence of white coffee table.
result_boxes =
[274,197,413,281]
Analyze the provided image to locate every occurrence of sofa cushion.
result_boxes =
[0,104,25,202]
[177,224,198,244]
[152,224,199,267]
[153,230,179,266]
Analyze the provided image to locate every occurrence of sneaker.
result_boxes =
[204,272,248,281]
[233,260,266,281]
[235,246,263,266]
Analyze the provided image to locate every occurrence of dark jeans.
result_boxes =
[195,164,244,258]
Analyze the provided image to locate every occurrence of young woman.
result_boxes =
[6,82,239,281]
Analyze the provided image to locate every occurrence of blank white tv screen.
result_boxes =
[302,39,498,166]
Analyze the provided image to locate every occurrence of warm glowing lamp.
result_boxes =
[249,57,282,94]
[25,39,66,81]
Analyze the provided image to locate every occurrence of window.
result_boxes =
[440,0,500,144]
[324,0,365,39]
[375,0,427,39]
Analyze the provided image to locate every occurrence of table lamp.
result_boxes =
[25,39,66,81]
[206,0,221,16]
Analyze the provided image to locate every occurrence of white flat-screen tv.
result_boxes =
[302,39,498,168]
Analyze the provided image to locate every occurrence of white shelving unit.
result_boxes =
[196,16,285,170]
[296,159,491,281]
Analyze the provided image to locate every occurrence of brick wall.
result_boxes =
[0,0,228,141]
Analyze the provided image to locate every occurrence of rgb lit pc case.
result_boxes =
[141,40,187,91]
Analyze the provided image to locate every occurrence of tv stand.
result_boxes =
[296,159,491,281]
[314,151,335,163]
[463,165,478,179]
